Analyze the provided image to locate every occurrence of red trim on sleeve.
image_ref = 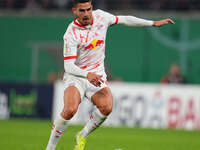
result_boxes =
[115,16,119,25]
[110,16,119,26]
[64,56,77,60]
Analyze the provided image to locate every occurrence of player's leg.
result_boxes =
[80,87,113,138]
[46,86,81,150]
[74,87,112,150]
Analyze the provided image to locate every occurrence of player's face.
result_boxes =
[72,2,93,26]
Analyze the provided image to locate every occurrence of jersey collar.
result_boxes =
[73,18,94,29]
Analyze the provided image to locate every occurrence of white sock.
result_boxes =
[80,108,107,138]
[46,115,69,150]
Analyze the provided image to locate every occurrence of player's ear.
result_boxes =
[72,7,77,15]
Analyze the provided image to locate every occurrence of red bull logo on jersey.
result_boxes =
[84,39,104,50]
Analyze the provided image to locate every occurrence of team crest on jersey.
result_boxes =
[84,39,104,50]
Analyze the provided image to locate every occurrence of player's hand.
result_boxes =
[153,19,175,27]
[87,72,104,87]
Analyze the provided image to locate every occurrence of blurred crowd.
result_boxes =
[161,63,186,84]
[0,0,200,11]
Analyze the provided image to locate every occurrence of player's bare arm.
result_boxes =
[153,19,175,27]
[117,16,175,27]
[87,72,104,87]
[64,61,103,87]
[64,56,104,87]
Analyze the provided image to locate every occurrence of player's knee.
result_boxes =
[105,105,112,115]
[61,107,78,120]
[99,104,112,116]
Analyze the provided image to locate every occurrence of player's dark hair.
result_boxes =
[73,0,92,6]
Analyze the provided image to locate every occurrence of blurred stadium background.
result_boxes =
[1,0,200,150]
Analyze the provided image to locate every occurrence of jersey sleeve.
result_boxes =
[97,9,118,26]
[117,16,153,27]
[63,28,88,78]
[63,29,78,60]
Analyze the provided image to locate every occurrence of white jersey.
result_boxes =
[63,9,118,75]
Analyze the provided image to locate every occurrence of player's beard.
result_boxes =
[81,16,91,26]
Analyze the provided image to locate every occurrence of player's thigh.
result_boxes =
[91,87,113,115]
[63,86,81,111]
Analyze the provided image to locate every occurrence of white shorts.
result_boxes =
[63,73,108,100]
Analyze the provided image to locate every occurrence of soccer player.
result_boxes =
[46,0,175,150]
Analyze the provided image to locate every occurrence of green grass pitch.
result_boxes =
[0,119,200,150]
